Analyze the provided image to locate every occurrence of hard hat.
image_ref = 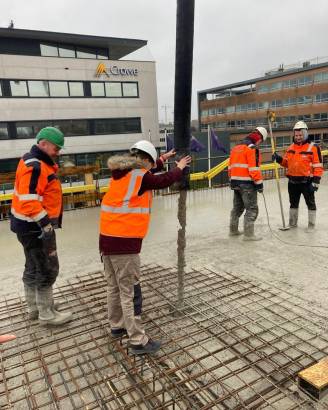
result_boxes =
[255,127,268,141]
[293,120,308,130]
[36,127,65,148]
[130,140,157,163]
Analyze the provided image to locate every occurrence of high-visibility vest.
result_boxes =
[100,169,152,238]
[281,142,323,180]
[11,147,62,232]
[228,142,263,186]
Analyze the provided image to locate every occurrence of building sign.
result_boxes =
[96,63,138,78]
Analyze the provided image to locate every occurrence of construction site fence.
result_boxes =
[1,154,327,221]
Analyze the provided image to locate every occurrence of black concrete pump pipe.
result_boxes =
[174,0,195,308]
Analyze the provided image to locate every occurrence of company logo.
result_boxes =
[95,63,138,78]
[96,63,109,77]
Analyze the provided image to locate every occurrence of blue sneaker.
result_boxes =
[111,328,127,338]
[130,339,162,355]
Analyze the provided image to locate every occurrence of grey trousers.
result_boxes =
[103,254,148,345]
[230,185,259,223]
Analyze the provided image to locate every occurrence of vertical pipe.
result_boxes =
[174,0,195,308]
[208,125,212,188]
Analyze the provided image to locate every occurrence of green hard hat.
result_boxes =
[36,127,65,148]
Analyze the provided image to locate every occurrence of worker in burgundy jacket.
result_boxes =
[99,140,191,355]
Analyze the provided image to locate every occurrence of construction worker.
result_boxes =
[10,127,73,326]
[228,127,268,241]
[272,121,323,231]
[99,140,191,355]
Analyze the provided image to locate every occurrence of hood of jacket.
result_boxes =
[108,154,146,180]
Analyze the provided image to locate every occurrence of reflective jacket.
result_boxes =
[281,141,323,183]
[100,167,152,239]
[10,145,62,234]
[228,139,263,189]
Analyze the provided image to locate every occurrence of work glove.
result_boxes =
[255,184,264,193]
[310,183,319,192]
[38,223,54,240]
[272,152,283,164]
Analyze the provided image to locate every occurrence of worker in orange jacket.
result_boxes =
[272,121,323,231]
[228,127,268,241]
[10,127,73,326]
[99,140,191,355]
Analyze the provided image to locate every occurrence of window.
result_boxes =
[216,107,225,114]
[58,46,75,58]
[209,108,216,116]
[236,105,242,112]
[283,79,297,89]
[76,47,97,59]
[49,81,69,97]
[95,118,141,134]
[315,93,328,103]
[105,82,122,97]
[10,80,28,96]
[69,82,84,97]
[258,101,269,110]
[271,82,282,91]
[271,100,282,108]
[16,122,35,138]
[0,82,2,97]
[226,106,235,113]
[297,95,312,105]
[298,76,312,87]
[91,82,105,97]
[28,81,49,97]
[40,43,58,57]
[33,121,52,135]
[54,120,89,136]
[97,49,109,60]
[0,123,8,139]
[283,97,297,107]
[201,110,208,117]
[314,72,328,83]
[122,82,138,97]
[257,84,269,94]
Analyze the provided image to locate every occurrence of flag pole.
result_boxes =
[207,125,212,188]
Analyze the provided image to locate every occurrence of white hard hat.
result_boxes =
[293,120,308,130]
[255,127,268,141]
[130,140,157,163]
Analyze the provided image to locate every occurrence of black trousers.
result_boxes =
[17,230,59,289]
[288,182,316,211]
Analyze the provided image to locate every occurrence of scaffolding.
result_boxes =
[1,265,328,409]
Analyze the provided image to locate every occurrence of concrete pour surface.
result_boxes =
[1,175,327,312]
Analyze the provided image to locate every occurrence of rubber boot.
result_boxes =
[289,208,298,228]
[229,216,243,236]
[24,284,38,320]
[243,221,262,241]
[305,210,316,232]
[36,287,73,326]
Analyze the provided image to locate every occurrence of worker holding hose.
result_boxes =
[272,121,323,231]
[228,127,268,241]
[99,140,191,355]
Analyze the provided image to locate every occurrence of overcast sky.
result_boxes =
[1,0,328,121]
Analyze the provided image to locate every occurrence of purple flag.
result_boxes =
[211,128,227,154]
[166,134,174,151]
[190,135,205,153]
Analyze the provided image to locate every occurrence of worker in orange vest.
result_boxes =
[272,121,323,231]
[228,127,268,241]
[10,127,73,326]
[99,140,191,355]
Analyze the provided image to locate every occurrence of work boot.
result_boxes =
[130,338,162,355]
[36,287,73,326]
[289,208,298,228]
[305,210,316,232]
[229,217,243,236]
[24,284,38,320]
[111,328,127,339]
[243,221,262,241]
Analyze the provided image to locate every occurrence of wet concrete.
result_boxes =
[1,175,328,311]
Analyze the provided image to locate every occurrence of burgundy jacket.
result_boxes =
[99,157,182,255]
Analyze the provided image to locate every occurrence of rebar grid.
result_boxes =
[1,265,328,409]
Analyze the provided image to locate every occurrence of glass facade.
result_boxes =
[40,43,109,60]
